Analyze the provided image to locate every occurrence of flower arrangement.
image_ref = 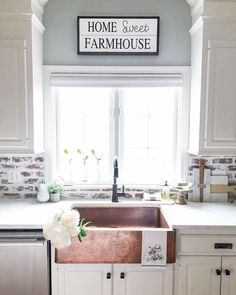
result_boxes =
[43,209,90,249]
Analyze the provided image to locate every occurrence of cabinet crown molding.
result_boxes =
[187,0,236,27]
[0,0,48,22]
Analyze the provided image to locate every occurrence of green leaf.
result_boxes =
[64,148,68,154]
[77,148,81,154]
[78,234,82,243]
[91,149,96,155]
[80,218,85,226]
[80,228,87,237]
[83,221,92,227]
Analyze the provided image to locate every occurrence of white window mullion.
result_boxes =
[114,89,120,158]
[109,89,116,181]
[118,89,125,182]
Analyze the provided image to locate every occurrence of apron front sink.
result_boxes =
[55,205,175,264]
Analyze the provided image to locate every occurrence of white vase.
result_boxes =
[50,192,60,202]
[37,184,50,203]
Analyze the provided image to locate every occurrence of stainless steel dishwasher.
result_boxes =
[0,230,50,295]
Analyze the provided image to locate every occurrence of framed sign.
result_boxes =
[77,16,160,55]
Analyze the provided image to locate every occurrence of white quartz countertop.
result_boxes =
[0,199,236,230]
[161,202,236,230]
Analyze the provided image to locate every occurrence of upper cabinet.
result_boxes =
[0,0,48,153]
[188,0,236,155]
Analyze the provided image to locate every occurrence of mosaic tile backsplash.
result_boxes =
[0,154,45,199]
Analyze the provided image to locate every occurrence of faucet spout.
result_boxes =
[112,157,124,202]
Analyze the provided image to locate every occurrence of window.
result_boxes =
[56,87,111,183]
[44,66,190,185]
[121,88,178,184]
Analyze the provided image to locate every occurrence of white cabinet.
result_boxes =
[204,41,236,152]
[176,256,221,295]
[0,0,45,153]
[0,39,29,150]
[175,231,236,295]
[54,264,173,295]
[57,264,112,295]
[221,257,236,295]
[176,256,236,295]
[113,264,173,295]
[188,2,236,155]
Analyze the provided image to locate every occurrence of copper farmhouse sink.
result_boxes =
[56,205,175,264]
[78,206,161,228]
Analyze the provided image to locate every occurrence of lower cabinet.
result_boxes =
[221,257,236,295]
[55,264,173,295]
[57,264,112,295]
[176,256,236,295]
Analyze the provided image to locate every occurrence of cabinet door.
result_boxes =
[176,256,221,295]
[221,256,236,295]
[113,264,173,295]
[57,264,112,295]
[204,40,236,153]
[0,39,29,151]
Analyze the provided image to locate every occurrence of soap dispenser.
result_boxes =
[161,181,170,199]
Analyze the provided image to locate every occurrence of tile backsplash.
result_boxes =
[0,154,45,199]
[1,153,236,200]
[188,154,236,185]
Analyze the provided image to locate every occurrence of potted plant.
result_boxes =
[48,181,64,202]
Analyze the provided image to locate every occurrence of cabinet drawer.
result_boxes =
[179,235,236,255]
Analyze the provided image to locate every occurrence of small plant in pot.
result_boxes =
[48,181,64,202]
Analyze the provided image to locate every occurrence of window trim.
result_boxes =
[43,66,190,184]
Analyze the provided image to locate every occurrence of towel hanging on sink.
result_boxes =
[141,230,167,266]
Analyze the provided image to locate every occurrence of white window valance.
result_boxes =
[50,72,183,87]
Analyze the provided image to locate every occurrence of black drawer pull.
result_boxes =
[216,269,221,276]
[225,269,231,276]
[106,273,111,279]
[214,243,233,249]
[120,272,125,279]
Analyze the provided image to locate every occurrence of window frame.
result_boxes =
[43,66,190,185]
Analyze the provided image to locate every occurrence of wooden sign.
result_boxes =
[77,16,160,55]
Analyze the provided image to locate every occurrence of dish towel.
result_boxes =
[142,230,167,266]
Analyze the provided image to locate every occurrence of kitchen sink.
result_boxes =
[55,205,175,264]
[76,206,163,228]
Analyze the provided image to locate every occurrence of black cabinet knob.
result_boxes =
[106,273,111,279]
[120,272,125,279]
[216,269,221,276]
[225,269,231,276]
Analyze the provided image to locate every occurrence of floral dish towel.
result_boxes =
[142,230,167,266]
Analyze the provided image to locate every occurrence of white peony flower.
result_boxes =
[60,210,80,228]
[43,222,55,240]
[43,209,85,250]
[69,226,81,237]
[53,212,61,223]
[46,223,71,249]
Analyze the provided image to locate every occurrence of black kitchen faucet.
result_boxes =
[112,157,125,202]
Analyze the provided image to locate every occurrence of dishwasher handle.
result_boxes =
[0,239,46,247]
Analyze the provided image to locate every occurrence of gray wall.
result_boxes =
[43,0,191,66]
